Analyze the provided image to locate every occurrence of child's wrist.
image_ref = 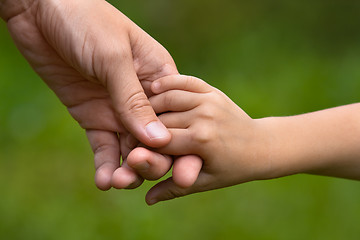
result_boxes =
[252,117,305,180]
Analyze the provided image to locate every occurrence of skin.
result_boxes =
[130,75,360,205]
[0,0,201,191]
[4,0,358,206]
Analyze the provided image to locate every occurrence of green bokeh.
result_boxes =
[1,0,360,239]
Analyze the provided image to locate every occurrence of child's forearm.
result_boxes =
[258,103,360,180]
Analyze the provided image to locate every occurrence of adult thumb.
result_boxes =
[105,50,171,148]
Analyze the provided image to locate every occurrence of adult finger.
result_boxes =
[152,75,211,95]
[86,130,121,191]
[149,90,201,114]
[105,44,171,148]
[119,132,138,160]
[68,98,123,133]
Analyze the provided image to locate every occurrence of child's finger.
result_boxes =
[158,111,194,129]
[127,147,173,180]
[145,177,190,205]
[111,162,144,189]
[152,75,212,94]
[172,155,203,188]
[149,90,202,114]
[145,172,212,205]
[155,129,195,156]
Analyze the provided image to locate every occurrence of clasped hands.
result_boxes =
[4,0,360,206]
[0,0,211,205]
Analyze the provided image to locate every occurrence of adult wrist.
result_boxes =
[0,0,36,21]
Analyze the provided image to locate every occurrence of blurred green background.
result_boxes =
[1,0,360,239]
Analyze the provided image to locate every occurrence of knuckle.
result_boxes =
[166,187,185,200]
[190,104,218,145]
[93,146,115,169]
[107,37,131,54]
[117,46,132,62]
[102,39,130,61]
[207,90,221,101]
[199,103,217,120]
[94,45,131,86]
[191,123,215,145]
[184,75,196,89]
[119,90,151,117]
[68,106,87,129]
[163,92,174,109]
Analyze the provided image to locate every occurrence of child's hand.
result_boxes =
[127,75,360,205]
[134,75,272,205]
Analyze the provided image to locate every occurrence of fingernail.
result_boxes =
[145,121,169,140]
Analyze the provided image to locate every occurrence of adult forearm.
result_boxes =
[260,103,360,180]
[0,0,36,21]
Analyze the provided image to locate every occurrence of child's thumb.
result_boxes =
[145,178,193,205]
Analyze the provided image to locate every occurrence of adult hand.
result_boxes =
[1,0,181,190]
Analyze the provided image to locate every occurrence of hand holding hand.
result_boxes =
[136,75,360,205]
[129,75,271,205]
